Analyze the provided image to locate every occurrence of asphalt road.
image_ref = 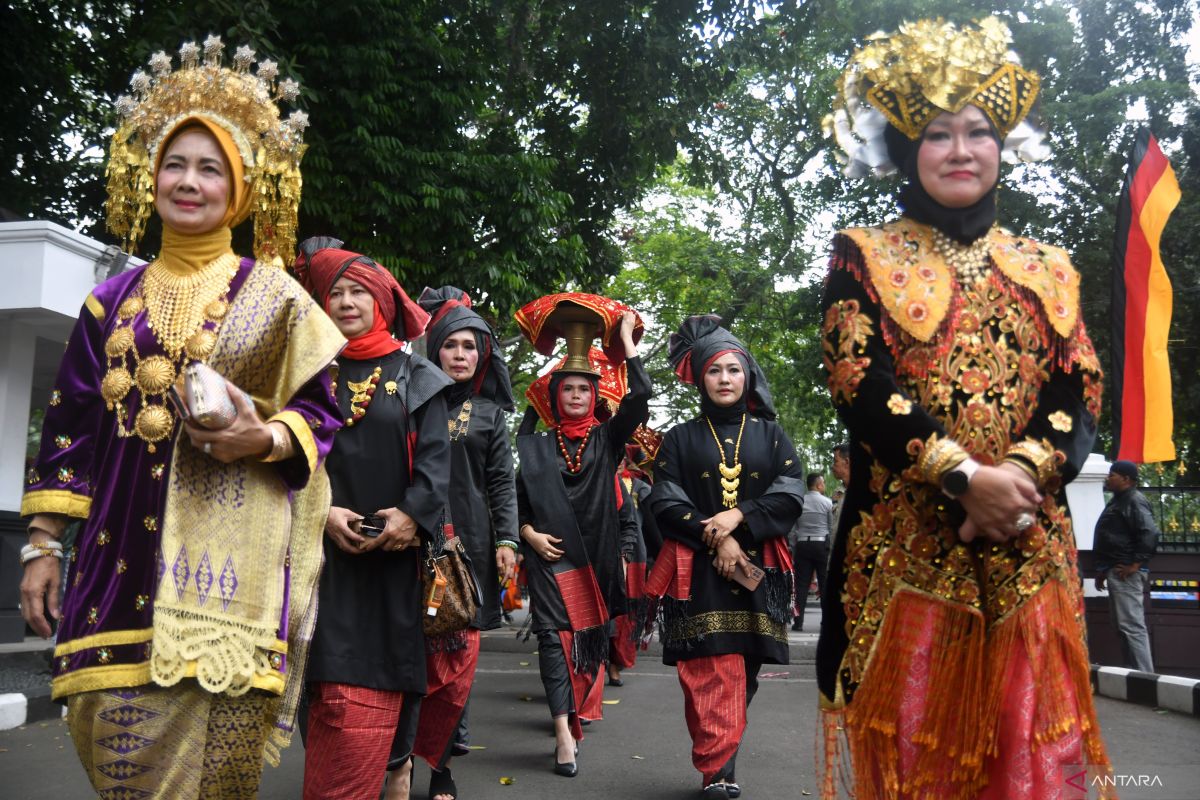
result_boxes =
[2,642,1199,799]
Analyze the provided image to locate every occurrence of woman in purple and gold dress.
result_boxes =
[18,39,344,799]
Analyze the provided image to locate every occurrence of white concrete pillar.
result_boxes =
[1066,452,1110,552]
[0,319,35,514]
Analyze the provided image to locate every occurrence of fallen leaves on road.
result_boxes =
[499,776,515,785]
[602,699,620,705]
[519,661,530,666]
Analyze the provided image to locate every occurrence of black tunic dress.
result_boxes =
[650,414,805,666]
[516,357,652,632]
[446,394,519,630]
[307,350,451,693]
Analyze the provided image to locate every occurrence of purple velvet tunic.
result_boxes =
[22,258,343,698]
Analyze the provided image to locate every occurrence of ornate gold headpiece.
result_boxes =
[827,17,1049,177]
[105,36,309,265]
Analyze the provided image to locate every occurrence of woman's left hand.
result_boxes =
[185,380,272,463]
[360,507,418,553]
[700,507,744,548]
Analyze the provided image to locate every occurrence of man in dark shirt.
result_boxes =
[1094,460,1159,672]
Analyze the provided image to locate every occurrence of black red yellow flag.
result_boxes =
[1112,129,1180,463]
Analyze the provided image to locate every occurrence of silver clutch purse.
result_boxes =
[183,362,240,430]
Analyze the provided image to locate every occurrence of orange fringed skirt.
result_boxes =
[820,579,1114,799]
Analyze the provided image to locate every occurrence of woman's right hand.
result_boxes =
[712,535,747,581]
[326,505,367,554]
[957,463,1042,544]
[20,555,61,639]
[523,527,564,562]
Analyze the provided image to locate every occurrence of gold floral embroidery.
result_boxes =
[823,298,875,405]
[1048,410,1073,433]
[49,389,62,406]
[886,393,912,415]
[55,434,72,449]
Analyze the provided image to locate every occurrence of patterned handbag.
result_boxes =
[422,526,480,637]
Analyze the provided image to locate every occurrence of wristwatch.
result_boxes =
[941,458,980,499]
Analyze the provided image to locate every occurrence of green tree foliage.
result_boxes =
[663,0,1198,475]
[0,0,756,320]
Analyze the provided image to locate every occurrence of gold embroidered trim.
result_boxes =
[54,627,153,657]
[662,610,788,644]
[51,660,284,700]
[84,292,105,321]
[269,410,318,474]
[20,489,92,518]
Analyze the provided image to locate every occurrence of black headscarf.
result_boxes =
[884,116,1002,245]
[667,315,776,422]
[418,286,515,411]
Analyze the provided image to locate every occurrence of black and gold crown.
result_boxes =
[105,36,309,265]
[827,17,1048,177]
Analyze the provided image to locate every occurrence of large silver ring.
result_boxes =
[203,442,212,455]
[1014,512,1035,531]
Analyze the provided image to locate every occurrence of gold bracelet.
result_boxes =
[260,423,294,463]
[918,435,969,485]
[1006,439,1055,486]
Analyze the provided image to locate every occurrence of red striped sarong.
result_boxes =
[609,613,638,670]
[303,683,405,799]
[414,630,481,767]
[677,654,747,785]
[558,629,605,739]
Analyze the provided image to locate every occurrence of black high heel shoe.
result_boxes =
[553,743,578,777]
[429,766,458,799]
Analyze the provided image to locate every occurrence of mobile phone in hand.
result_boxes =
[359,514,386,537]
[731,560,764,592]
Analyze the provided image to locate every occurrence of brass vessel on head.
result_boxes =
[548,301,603,375]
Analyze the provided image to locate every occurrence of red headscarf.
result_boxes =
[554,375,598,440]
[293,239,429,358]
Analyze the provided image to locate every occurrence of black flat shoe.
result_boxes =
[726,782,741,798]
[451,742,470,757]
[702,783,730,799]
[429,767,457,800]
[607,677,623,687]
[554,760,578,778]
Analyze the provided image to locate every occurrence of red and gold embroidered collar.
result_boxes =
[841,220,1080,342]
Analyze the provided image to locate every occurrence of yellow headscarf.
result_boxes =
[153,116,253,274]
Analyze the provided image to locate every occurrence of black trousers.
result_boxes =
[792,539,828,621]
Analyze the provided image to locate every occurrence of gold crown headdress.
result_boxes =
[105,36,309,265]
[827,17,1049,178]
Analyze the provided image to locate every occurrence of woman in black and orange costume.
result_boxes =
[817,17,1112,799]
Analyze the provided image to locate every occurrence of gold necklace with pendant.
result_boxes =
[448,398,473,442]
[705,413,746,508]
[100,253,238,451]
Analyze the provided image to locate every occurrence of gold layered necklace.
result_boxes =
[100,253,238,451]
[705,413,747,508]
[932,228,992,285]
[448,399,473,442]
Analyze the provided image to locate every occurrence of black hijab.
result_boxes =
[884,115,1002,245]
[667,315,776,422]
[418,286,515,411]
